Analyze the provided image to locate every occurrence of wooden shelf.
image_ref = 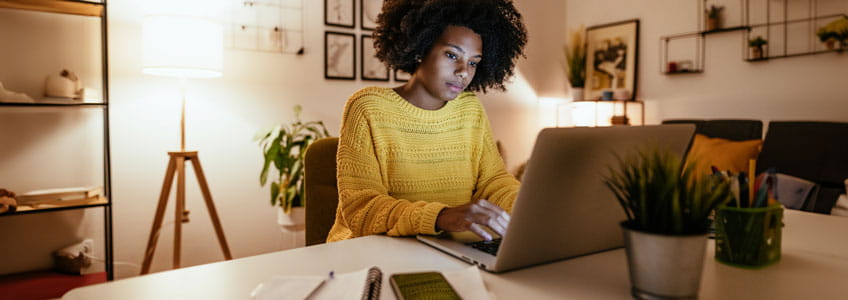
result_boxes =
[0,101,105,107]
[0,0,103,17]
[1,196,108,217]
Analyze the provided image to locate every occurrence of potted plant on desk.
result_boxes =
[605,149,732,300]
[563,26,586,101]
[256,105,330,232]
[748,36,768,60]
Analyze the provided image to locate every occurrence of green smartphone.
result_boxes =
[389,271,461,300]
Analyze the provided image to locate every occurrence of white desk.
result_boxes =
[63,210,848,299]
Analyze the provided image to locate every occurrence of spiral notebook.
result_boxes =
[251,267,382,300]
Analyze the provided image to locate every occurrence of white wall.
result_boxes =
[565,0,848,125]
[0,0,564,278]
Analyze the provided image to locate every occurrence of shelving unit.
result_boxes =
[0,0,113,285]
[573,99,645,127]
[661,0,846,72]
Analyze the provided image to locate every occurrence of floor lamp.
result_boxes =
[139,15,231,274]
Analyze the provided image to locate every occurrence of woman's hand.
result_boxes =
[436,199,511,240]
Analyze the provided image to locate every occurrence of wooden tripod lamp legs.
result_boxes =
[140,151,232,275]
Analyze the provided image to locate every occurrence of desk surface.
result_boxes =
[64,210,848,300]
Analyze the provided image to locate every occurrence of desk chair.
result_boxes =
[757,121,848,214]
[303,137,339,246]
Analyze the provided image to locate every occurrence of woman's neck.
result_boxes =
[393,80,446,111]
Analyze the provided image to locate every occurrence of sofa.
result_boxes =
[662,119,848,214]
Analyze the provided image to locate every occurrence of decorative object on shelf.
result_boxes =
[585,19,638,101]
[705,5,724,31]
[748,36,767,60]
[325,31,356,80]
[0,81,33,103]
[601,90,614,100]
[564,26,586,101]
[140,13,232,275]
[44,69,83,99]
[605,149,732,299]
[361,0,383,30]
[0,188,17,215]
[256,104,331,215]
[816,16,848,51]
[16,186,102,206]
[361,35,389,81]
[324,0,354,28]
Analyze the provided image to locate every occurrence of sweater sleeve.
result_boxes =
[335,97,448,238]
[472,110,520,214]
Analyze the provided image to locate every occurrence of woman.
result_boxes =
[327,0,528,242]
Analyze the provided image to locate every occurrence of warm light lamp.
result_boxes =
[139,14,231,275]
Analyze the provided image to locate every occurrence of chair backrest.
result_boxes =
[303,137,339,246]
[757,121,848,214]
[662,119,763,141]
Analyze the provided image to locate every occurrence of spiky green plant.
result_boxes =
[255,105,330,213]
[604,149,733,235]
[563,27,586,88]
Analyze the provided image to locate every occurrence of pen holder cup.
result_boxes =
[714,204,783,268]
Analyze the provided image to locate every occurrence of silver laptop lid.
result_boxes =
[493,125,695,271]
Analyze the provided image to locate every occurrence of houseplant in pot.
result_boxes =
[256,105,330,231]
[816,16,848,50]
[563,26,586,101]
[748,36,767,60]
[705,5,724,31]
[605,149,733,299]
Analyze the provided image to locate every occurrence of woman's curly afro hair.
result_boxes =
[373,0,528,93]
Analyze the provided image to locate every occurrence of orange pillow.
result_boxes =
[685,134,762,178]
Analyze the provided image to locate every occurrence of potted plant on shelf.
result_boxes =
[705,5,724,31]
[816,17,848,51]
[256,105,330,231]
[748,36,768,60]
[605,149,733,300]
[563,26,586,101]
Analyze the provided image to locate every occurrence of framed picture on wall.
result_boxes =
[361,0,383,30]
[584,19,639,101]
[325,0,355,28]
[394,69,412,82]
[325,31,356,80]
[361,35,389,81]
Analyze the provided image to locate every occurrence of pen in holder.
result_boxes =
[714,204,783,268]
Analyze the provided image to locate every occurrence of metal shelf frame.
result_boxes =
[0,0,113,281]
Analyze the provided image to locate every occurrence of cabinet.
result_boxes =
[0,0,113,284]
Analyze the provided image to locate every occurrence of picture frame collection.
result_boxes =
[324,0,407,82]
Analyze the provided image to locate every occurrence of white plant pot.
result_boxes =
[622,222,708,300]
[571,87,585,101]
[277,207,305,232]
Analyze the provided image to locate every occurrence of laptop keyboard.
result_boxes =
[467,238,502,256]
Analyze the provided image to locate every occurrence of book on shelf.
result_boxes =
[16,186,102,206]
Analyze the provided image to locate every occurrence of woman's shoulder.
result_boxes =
[453,92,485,112]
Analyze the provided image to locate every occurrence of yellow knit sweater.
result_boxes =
[327,87,520,242]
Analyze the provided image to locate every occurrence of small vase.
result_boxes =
[706,17,720,31]
[277,206,306,232]
[825,39,837,50]
[751,46,764,60]
[571,87,584,101]
[622,222,708,299]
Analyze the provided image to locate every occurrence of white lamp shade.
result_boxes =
[142,15,223,78]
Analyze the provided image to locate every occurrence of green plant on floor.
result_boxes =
[604,148,733,235]
[563,26,586,88]
[255,105,330,213]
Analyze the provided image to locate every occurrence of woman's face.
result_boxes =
[413,25,483,103]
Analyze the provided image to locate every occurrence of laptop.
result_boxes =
[417,125,696,273]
